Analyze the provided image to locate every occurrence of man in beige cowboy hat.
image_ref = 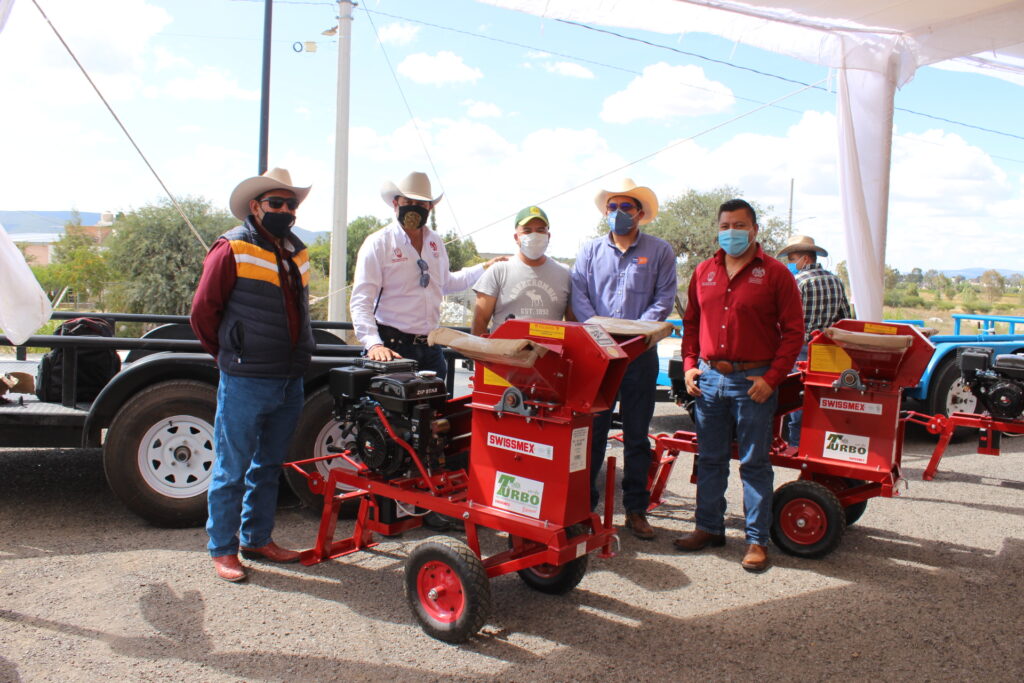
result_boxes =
[571,178,677,540]
[350,171,505,379]
[191,167,313,581]
[777,234,851,447]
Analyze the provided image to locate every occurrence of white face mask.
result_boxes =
[518,232,549,260]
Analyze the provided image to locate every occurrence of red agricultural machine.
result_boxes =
[287,317,672,642]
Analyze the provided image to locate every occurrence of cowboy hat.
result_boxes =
[229,167,311,220]
[594,178,659,225]
[380,172,444,207]
[778,234,828,257]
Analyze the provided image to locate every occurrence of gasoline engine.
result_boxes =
[959,347,1024,420]
[328,359,459,478]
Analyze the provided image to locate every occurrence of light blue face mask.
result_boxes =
[607,210,635,236]
[787,262,800,275]
[718,228,750,257]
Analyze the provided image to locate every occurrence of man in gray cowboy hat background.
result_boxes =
[350,171,505,379]
[777,234,851,447]
[191,167,314,582]
[571,178,677,540]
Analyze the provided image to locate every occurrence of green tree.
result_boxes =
[105,197,235,315]
[46,226,111,307]
[979,269,1005,302]
[442,230,481,271]
[906,267,923,285]
[644,186,789,285]
[883,266,901,291]
[306,215,390,285]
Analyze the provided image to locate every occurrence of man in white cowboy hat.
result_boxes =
[777,234,851,447]
[351,171,505,379]
[571,178,677,540]
[191,167,314,582]
[676,199,804,573]
[470,204,573,335]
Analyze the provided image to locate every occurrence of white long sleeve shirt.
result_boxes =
[350,222,484,349]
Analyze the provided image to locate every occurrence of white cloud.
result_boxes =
[396,51,483,85]
[462,99,502,118]
[377,22,420,46]
[601,62,735,123]
[148,66,259,101]
[525,50,551,59]
[541,61,595,79]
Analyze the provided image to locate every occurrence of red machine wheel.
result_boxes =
[771,480,846,558]
[405,536,491,643]
[511,524,589,595]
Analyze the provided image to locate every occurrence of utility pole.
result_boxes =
[788,177,794,232]
[327,0,355,322]
[257,0,273,174]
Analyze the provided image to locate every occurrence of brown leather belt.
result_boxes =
[702,359,772,374]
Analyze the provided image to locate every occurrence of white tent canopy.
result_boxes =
[479,0,1024,320]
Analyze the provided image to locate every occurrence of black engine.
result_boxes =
[959,347,1024,420]
[328,359,455,478]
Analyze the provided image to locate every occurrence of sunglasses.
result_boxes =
[416,258,430,288]
[607,201,636,213]
[259,197,299,211]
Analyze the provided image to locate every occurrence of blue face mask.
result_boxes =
[718,228,750,257]
[787,262,800,275]
[607,210,635,236]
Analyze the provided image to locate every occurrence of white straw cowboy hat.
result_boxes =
[380,171,444,207]
[229,167,311,220]
[594,178,659,225]
[778,234,828,258]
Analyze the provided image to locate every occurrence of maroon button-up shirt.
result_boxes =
[682,245,804,388]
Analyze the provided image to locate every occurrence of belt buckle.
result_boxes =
[413,334,429,345]
[714,360,735,374]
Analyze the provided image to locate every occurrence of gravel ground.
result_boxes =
[1,404,1022,682]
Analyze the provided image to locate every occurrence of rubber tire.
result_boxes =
[771,479,846,559]
[927,355,980,419]
[841,479,868,527]
[103,379,215,528]
[405,536,492,643]
[511,524,589,595]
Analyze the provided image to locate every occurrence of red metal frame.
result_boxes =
[904,410,1024,480]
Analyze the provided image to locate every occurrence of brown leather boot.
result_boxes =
[741,543,770,572]
[240,541,301,563]
[213,554,247,582]
[624,511,655,540]
[672,528,726,552]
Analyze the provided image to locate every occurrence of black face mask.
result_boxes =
[397,204,430,231]
[260,211,295,239]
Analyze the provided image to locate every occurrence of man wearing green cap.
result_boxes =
[471,205,573,335]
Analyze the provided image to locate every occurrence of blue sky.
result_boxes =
[1,0,1021,272]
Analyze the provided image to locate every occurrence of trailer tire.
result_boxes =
[927,355,980,419]
[512,524,589,595]
[283,387,360,515]
[406,536,491,643]
[103,380,216,528]
[771,480,846,558]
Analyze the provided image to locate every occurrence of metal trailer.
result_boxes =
[286,318,672,642]
[650,319,935,559]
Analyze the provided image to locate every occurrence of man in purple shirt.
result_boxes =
[571,178,678,539]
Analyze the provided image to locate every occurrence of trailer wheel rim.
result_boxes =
[137,415,215,498]
[312,419,359,491]
[416,560,466,623]
[526,563,561,579]
[945,377,978,415]
[779,498,828,545]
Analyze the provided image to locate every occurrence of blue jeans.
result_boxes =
[785,345,809,447]
[207,373,304,557]
[590,347,659,513]
[694,360,778,545]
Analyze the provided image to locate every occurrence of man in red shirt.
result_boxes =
[674,199,803,572]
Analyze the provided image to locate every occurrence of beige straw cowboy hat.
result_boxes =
[229,167,311,220]
[380,171,444,207]
[593,178,659,225]
[777,234,828,257]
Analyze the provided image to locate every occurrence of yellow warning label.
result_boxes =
[863,323,898,335]
[483,367,512,387]
[810,345,853,374]
[529,322,565,339]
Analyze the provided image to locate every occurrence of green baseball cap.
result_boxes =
[515,205,549,227]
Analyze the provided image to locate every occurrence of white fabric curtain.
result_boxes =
[0,224,53,345]
[835,63,897,322]
[0,0,15,35]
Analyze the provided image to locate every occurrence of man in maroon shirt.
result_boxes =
[674,198,803,572]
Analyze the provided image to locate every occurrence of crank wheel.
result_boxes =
[510,524,589,595]
[405,536,491,643]
[771,480,846,558]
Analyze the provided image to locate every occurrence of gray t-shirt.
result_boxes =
[473,257,571,331]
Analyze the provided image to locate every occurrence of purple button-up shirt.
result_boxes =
[571,232,677,321]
